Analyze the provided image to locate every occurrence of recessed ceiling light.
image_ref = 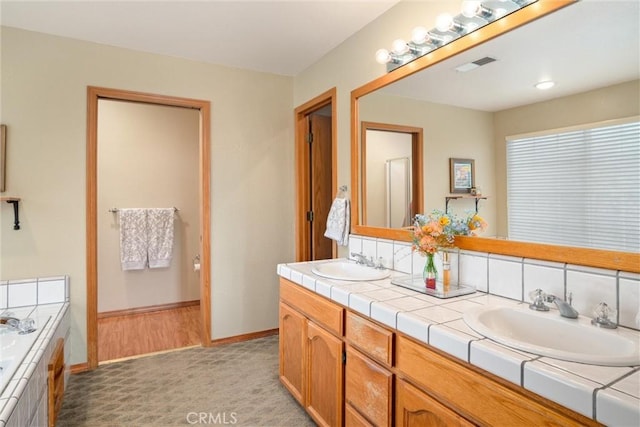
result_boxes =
[535,81,555,90]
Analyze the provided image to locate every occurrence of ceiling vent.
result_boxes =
[455,56,497,72]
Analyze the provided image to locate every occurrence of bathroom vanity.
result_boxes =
[277,257,640,426]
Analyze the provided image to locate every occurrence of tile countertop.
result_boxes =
[0,303,69,424]
[277,259,640,427]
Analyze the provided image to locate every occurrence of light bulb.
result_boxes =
[375,49,391,64]
[436,13,454,32]
[462,1,481,18]
[411,26,429,44]
[392,39,408,55]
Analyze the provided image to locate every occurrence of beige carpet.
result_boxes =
[56,336,316,427]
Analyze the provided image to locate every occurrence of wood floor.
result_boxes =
[97,304,201,362]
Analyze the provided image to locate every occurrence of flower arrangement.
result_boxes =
[411,210,487,289]
[411,210,487,256]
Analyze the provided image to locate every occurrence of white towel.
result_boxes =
[147,208,175,268]
[118,208,148,271]
[324,197,350,246]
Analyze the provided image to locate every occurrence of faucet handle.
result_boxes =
[591,302,617,329]
[528,289,550,311]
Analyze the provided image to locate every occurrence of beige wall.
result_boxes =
[97,100,200,312]
[493,80,640,235]
[1,27,294,364]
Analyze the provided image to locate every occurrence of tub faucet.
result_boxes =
[546,293,579,319]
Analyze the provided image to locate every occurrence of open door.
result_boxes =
[294,88,337,261]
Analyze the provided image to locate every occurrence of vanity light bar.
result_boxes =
[376,0,538,72]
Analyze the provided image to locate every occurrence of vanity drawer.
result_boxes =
[346,311,393,367]
[395,334,599,427]
[280,278,343,336]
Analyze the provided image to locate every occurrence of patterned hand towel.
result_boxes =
[118,208,148,270]
[324,197,350,246]
[147,208,175,268]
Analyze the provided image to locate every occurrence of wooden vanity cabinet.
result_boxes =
[344,312,394,426]
[280,277,601,427]
[396,378,473,427]
[307,320,344,427]
[345,346,393,426]
[396,335,600,427]
[279,279,344,427]
[278,302,306,404]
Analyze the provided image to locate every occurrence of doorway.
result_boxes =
[86,87,212,369]
[294,88,337,261]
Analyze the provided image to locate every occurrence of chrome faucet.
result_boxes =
[528,289,579,319]
[546,293,579,319]
[350,252,375,267]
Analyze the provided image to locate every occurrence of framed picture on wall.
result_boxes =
[449,158,475,193]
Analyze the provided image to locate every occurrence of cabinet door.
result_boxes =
[345,346,393,427]
[396,379,474,427]
[307,320,344,427]
[346,403,374,427]
[279,302,306,404]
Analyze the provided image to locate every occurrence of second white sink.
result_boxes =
[311,261,390,281]
[463,305,640,366]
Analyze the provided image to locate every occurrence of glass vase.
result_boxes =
[423,252,437,289]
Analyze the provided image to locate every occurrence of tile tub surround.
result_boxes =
[277,259,640,425]
[0,276,71,427]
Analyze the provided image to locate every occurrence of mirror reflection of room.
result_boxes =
[357,0,639,252]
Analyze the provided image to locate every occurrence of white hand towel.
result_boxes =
[147,208,175,268]
[118,208,148,270]
[324,197,350,246]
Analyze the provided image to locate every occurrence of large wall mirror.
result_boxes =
[351,0,640,272]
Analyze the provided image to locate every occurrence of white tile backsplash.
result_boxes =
[376,240,394,269]
[7,282,37,307]
[348,235,363,259]
[37,279,66,305]
[488,255,523,300]
[459,252,488,291]
[523,261,565,305]
[393,242,412,274]
[566,267,617,321]
[349,234,639,331]
[619,276,640,329]
[0,283,7,309]
[361,237,377,259]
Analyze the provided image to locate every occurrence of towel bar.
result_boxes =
[108,207,179,213]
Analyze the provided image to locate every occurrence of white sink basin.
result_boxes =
[463,305,640,366]
[311,261,390,281]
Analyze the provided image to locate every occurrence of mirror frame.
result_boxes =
[350,0,640,273]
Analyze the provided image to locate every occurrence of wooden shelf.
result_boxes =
[445,195,488,214]
[1,197,21,230]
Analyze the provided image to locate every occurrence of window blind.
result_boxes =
[506,119,640,252]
